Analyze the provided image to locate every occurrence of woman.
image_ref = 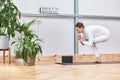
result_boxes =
[75,22,111,63]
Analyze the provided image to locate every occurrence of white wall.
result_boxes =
[12,0,74,14]
[79,0,120,16]
[37,18,74,54]
[12,0,39,14]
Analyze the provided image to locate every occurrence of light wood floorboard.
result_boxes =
[0,62,120,80]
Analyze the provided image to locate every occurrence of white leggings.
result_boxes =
[91,33,110,57]
[92,44,99,57]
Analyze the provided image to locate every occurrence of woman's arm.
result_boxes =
[77,34,85,45]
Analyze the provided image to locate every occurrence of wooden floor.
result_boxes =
[0,62,120,80]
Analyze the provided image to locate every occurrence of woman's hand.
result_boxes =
[77,35,81,40]
[77,35,85,42]
[77,35,85,45]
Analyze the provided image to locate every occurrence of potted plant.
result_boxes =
[0,0,21,49]
[12,20,43,66]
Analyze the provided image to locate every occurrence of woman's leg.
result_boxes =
[91,43,101,63]
[91,31,110,63]
[93,30,111,44]
[94,35,109,44]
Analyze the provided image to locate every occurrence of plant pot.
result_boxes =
[24,56,36,66]
[15,58,24,65]
[0,36,9,49]
[15,51,22,58]
[14,51,24,65]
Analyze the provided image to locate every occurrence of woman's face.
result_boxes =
[75,27,84,33]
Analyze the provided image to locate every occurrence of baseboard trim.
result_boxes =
[0,54,120,64]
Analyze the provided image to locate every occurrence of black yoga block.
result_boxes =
[62,56,73,64]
